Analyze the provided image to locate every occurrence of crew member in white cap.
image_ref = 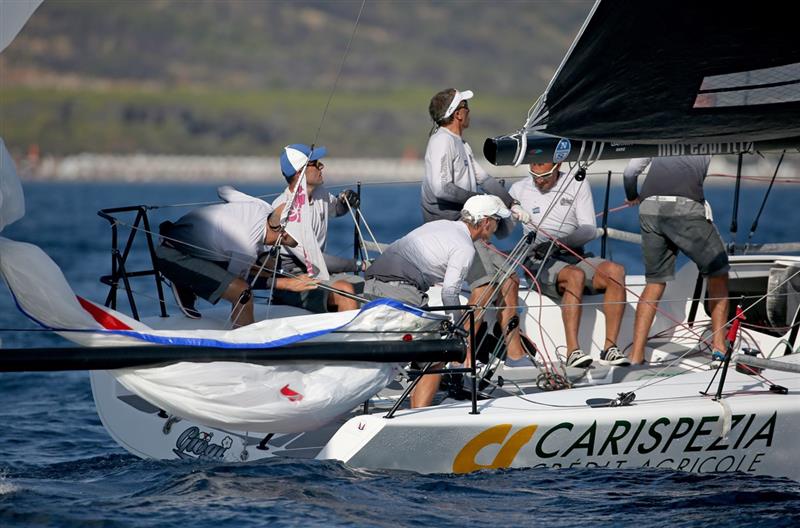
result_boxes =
[365,195,527,408]
[271,143,361,313]
[421,88,532,367]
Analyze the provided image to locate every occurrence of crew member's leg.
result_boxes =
[497,274,525,360]
[707,274,729,352]
[222,277,254,328]
[411,370,442,408]
[328,280,359,311]
[556,266,586,354]
[467,241,526,363]
[591,260,627,349]
[632,200,677,364]
[631,281,666,364]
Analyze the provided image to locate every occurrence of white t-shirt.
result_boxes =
[272,184,340,251]
[369,220,475,307]
[166,200,272,277]
[509,170,597,246]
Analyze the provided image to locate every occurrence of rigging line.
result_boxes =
[272,2,365,234]
[144,191,283,211]
[312,0,366,147]
[595,203,631,218]
[343,200,371,260]
[357,206,383,255]
[745,149,785,248]
[628,267,800,394]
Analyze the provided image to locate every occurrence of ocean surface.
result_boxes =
[2,179,800,526]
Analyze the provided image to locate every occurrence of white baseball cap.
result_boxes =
[462,195,511,221]
[442,89,474,120]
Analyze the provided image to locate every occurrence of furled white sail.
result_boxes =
[0,0,43,53]
[0,139,25,233]
[0,235,446,432]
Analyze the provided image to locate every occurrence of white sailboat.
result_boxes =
[2,0,800,481]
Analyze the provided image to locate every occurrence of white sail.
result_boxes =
[0,0,44,53]
[0,138,25,233]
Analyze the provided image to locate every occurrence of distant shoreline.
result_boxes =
[19,153,799,186]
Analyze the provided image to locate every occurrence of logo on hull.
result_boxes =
[173,426,233,460]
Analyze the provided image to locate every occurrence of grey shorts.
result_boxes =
[524,255,606,299]
[155,244,235,304]
[466,240,514,289]
[362,278,427,306]
[639,196,729,283]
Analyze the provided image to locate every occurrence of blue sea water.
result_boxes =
[2,180,800,526]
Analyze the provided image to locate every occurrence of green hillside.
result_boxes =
[0,0,591,157]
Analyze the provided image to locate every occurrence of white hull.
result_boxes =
[90,255,800,480]
[321,356,800,480]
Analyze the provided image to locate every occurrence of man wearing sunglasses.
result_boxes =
[509,162,629,368]
[420,88,533,366]
[270,143,361,313]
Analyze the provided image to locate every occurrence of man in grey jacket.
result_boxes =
[421,88,532,366]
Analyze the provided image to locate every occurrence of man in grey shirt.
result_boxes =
[624,156,729,364]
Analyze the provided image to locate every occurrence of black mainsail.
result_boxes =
[485,0,800,165]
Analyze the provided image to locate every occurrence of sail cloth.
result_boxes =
[0,236,447,432]
[0,0,43,53]
[0,139,25,233]
[0,237,443,349]
[526,0,800,144]
[114,361,394,433]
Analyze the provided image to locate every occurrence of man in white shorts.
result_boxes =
[510,161,628,367]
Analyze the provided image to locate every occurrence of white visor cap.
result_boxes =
[442,89,474,120]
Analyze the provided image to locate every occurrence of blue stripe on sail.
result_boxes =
[9,293,444,348]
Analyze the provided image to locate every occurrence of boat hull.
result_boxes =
[319,359,800,480]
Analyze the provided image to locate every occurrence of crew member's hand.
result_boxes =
[624,197,640,206]
[339,189,360,209]
[358,258,374,272]
[283,274,319,292]
[510,204,532,224]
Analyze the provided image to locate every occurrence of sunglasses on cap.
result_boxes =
[307,160,324,169]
